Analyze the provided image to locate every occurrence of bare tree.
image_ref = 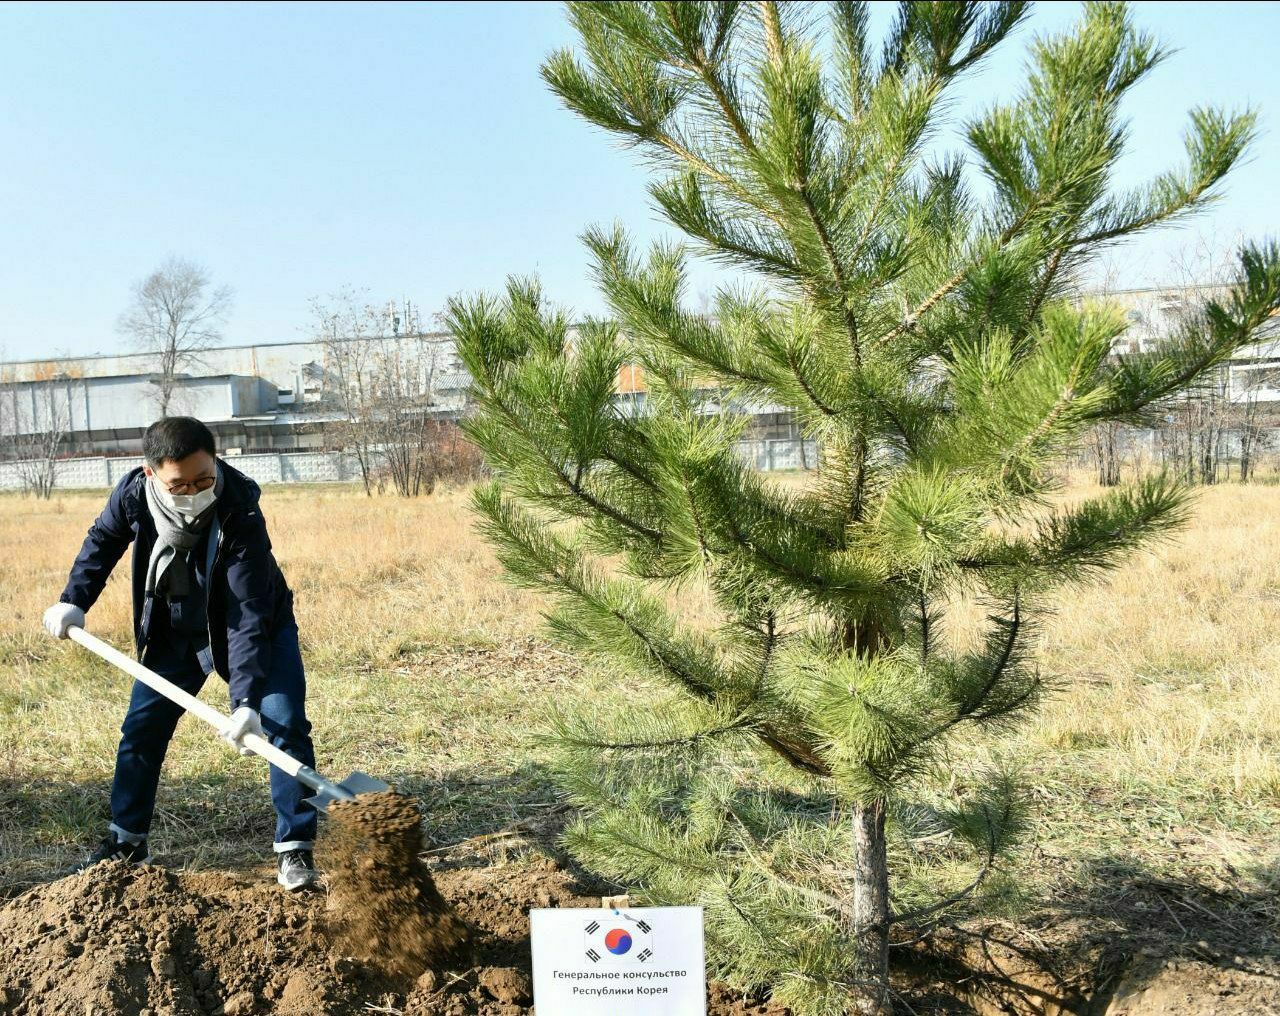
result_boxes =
[309,290,381,495]
[417,418,486,489]
[1229,357,1275,482]
[118,257,232,416]
[308,293,456,497]
[364,324,443,497]
[1152,235,1241,484]
[0,375,80,499]
[1087,420,1123,486]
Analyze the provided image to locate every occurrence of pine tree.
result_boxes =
[449,3,1280,1013]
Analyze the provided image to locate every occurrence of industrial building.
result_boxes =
[1,286,1277,468]
[1102,285,1280,404]
[0,333,470,456]
[0,373,280,456]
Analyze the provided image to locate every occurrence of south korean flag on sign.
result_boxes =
[583,912,655,965]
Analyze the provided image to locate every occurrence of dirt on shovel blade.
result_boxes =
[321,789,472,976]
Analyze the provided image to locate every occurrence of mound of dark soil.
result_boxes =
[0,861,337,1016]
[324,791,471,976]
[1,846,1273,1015]
[0,856,786,1016]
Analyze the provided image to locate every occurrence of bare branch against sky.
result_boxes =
[117,256,233,416]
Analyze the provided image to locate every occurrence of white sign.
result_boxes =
[530,905,706,1014]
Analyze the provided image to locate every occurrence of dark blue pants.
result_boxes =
[109,622,319,850]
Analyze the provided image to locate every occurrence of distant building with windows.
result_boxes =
[0,333,469,455]
[1096,284,1280,405]
[2,287,1277,460]
[0,372,278,456]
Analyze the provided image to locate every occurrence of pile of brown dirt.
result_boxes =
[0,854,786,1016]
[322,791,471,976]
[1,846,1274,1015]
[0,861,344,1016]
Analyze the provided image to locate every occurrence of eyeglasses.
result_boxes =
[165,476,216,496]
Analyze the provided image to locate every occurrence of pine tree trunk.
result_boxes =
[851,798,891,1015]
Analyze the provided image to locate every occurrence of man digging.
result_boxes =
[41,416,321,891]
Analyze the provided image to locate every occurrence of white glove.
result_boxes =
[222,706,264,757]
[43,602,86,639]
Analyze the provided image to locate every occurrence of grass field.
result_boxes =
[1,476,1277,945]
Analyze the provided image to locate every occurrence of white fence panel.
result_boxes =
[0,461,23,490]
[732,439,819,471]
[107,457,143,485]
[53,457,111,488]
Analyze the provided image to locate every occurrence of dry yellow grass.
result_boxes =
[0,477,1276,913]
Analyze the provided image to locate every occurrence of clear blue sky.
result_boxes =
[0,1,1276,361]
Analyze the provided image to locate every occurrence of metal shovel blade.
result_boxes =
[303,770,392,814]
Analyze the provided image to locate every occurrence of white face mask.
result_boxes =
[152,477,218,520]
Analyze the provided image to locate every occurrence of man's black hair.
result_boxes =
[142,417,217,467]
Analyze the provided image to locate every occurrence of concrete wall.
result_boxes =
[0,451,371,491]
[734,438,820,471]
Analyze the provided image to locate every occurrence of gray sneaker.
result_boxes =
[277,848,320,891]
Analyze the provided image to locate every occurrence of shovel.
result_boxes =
[67,626,390,813]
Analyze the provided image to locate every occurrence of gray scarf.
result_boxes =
[144,464,224,602]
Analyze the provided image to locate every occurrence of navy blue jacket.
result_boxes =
[59,460,295,708]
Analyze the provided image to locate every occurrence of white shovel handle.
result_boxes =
[66,625,305,779]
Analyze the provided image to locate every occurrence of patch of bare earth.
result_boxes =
[2,845,1277,1015]
[0,853,788,1015]
[900,885,1280,1016]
